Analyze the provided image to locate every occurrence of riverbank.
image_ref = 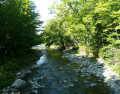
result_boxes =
[62,49,120,94]
[0,49,41,90]
[1,46,119,94]
[2,48,111,94]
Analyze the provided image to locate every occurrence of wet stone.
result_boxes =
[11,92,20,94]
[90,83,96,87]
[32,90,38,94]
[11,79,26,89]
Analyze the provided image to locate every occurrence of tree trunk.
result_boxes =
[81,19,97,44]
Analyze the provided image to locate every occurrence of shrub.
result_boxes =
[99,45,120,65]
[114,40,120,48]
[112,66,120,75]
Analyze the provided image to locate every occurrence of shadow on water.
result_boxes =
[21,47,111,94]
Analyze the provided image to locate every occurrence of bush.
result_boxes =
[99,45,114,58]
[112,66,120,75]
[114,40,120,48]
[99,45,120,65]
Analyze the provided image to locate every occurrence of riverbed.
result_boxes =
[21,48,110,94]
[2,46,111,94]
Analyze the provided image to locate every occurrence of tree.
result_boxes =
[46,0,120,56]
[44,17,74,49]
[0,0,42,56]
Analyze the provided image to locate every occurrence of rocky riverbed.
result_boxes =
[62,51,120,94]
[1,48,117,94]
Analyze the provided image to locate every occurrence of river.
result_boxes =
[21,46,110,94]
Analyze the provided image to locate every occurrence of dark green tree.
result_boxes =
[0,0,42,56]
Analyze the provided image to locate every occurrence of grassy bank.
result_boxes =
[0,49,39,90]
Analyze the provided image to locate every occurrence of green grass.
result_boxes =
[112,65,120,75]
[0,50,39,90]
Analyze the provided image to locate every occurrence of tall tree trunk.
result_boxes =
[81,19,97,44]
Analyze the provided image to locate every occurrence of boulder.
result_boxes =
[11,79,26,89]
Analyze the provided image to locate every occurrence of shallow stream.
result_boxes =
[22,47,110,94]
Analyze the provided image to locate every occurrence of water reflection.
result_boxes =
[32,45,46,49]
[37,55,46,65]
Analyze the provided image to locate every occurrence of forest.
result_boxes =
[0,0,120,91]
[44,0,120,73]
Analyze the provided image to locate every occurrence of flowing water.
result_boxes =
[22,46,110,94]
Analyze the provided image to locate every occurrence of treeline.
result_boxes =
[0,0,42,56]
[44,0,120,65]
[0,0,42,88]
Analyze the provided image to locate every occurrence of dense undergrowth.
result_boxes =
[0,50,39,90]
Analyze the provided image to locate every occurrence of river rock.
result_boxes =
[90,83,96,87]
[96,72,101,77]
[62,52,120,94]
[11,92,20,94]
[11,79,26,89]
[59,67,64,70]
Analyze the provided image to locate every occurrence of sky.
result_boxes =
[32,0,57,26]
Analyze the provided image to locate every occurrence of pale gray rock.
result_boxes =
[11,79,26,89]
[90,83,96,87]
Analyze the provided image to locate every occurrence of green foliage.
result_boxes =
[46,0,120,67]
[99,45,114,59]
[48,0,120,55]
[0,50,39,89]
[0,0,42,89]
[114,40,120,47]
[0,0,42,56]
[44,18,75,49]
[99,45,120,65]
[112,66,120,75]
[0,71,15,89]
